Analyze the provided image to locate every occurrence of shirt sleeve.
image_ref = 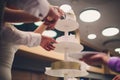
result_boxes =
[7,0,50,20]
[1,23,41,47]
[108,57,120,73]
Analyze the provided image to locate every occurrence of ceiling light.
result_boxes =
[60,4,72,13]
[115,48,120,54]
[88,34,97,39]
[34,21,43,26]
[79,9,101,22]
[102,27,119,36]
[42,30,57,38]
[67,77,78,80]
[12,22,24,25]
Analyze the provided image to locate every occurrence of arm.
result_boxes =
[2,23,56,51]
[6,0,64,29]
[108,57,120,73]
[4,7,40,23]
[80,53,120,73]
[80,53,109,65]
[2,23,41,47]
[34,23,47,34]
[112,75,120,80]
[7,0,50,20]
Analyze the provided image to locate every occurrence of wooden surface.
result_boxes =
[19,45,64,61]
[18,45,119,75]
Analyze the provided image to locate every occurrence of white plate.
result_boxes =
[45,68,88,77]
[69,51,101,59]
[55,19,79,32]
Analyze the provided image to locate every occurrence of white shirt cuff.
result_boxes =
[26,32,41,47]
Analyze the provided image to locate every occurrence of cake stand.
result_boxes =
[45,10,88,80]
[45,61,89,78]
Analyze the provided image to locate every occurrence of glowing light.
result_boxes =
[88,34,97,39]
[34,21,43,26]
[42,30,57,38]
[60,4,72,13]
[12,22,24,25]
[102,27,119,36]
[67,77,78,80]
[115,48,120,54]
[79,9,101,22]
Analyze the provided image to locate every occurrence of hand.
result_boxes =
[40,35,57,51]
[112,75,120,80]
[80,53,109,65]
[43,6,65,30]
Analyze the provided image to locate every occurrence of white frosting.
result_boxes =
[66,9,76,21]
[56,35,79,44]
[55,9,79,32]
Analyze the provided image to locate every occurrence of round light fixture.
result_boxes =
[34,21,43,26]
[102,27,119,36]
[68,77,78,80]
[12,22,24,25]
[115,48,120,54]
[87,34,97,39]
[60,4,72,13]
[42,30,57,38]
[79,9,101,22]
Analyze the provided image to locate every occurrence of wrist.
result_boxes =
[102,55,110,64]
[43,16,53,25]
[43,16,56,26]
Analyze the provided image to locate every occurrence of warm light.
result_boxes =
[102,27,119,36]
[12,22,24,25]
[60,4,72,13]
[79,9,101,22]
[34,21,43,26]
[67,77,78,80]
[88,34,97,39]
[115,48,120,54]
[42,30,57,38]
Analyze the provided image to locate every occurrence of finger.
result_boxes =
[45,41,55,50]
[46,44,55,51]
[49,41,56,48]
[57,8,64,15]
[44,46,51,51]
[48,44,55,50]
[112,77,116,80]
[112,76,119,80]
[43,42,51,51]
[54,7,65,16]
[53,7,63,19]
[46,19,58,30]
[82,54,96,58]
[51,39,57,44]
[57,9,66,20]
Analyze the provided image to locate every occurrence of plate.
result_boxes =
[69,51,101,60]
[55,19,79,32]
[45,68,88,77]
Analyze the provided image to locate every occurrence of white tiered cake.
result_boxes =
[54,34,83,53]
[45,9,88,80]
[54,9,84,53]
